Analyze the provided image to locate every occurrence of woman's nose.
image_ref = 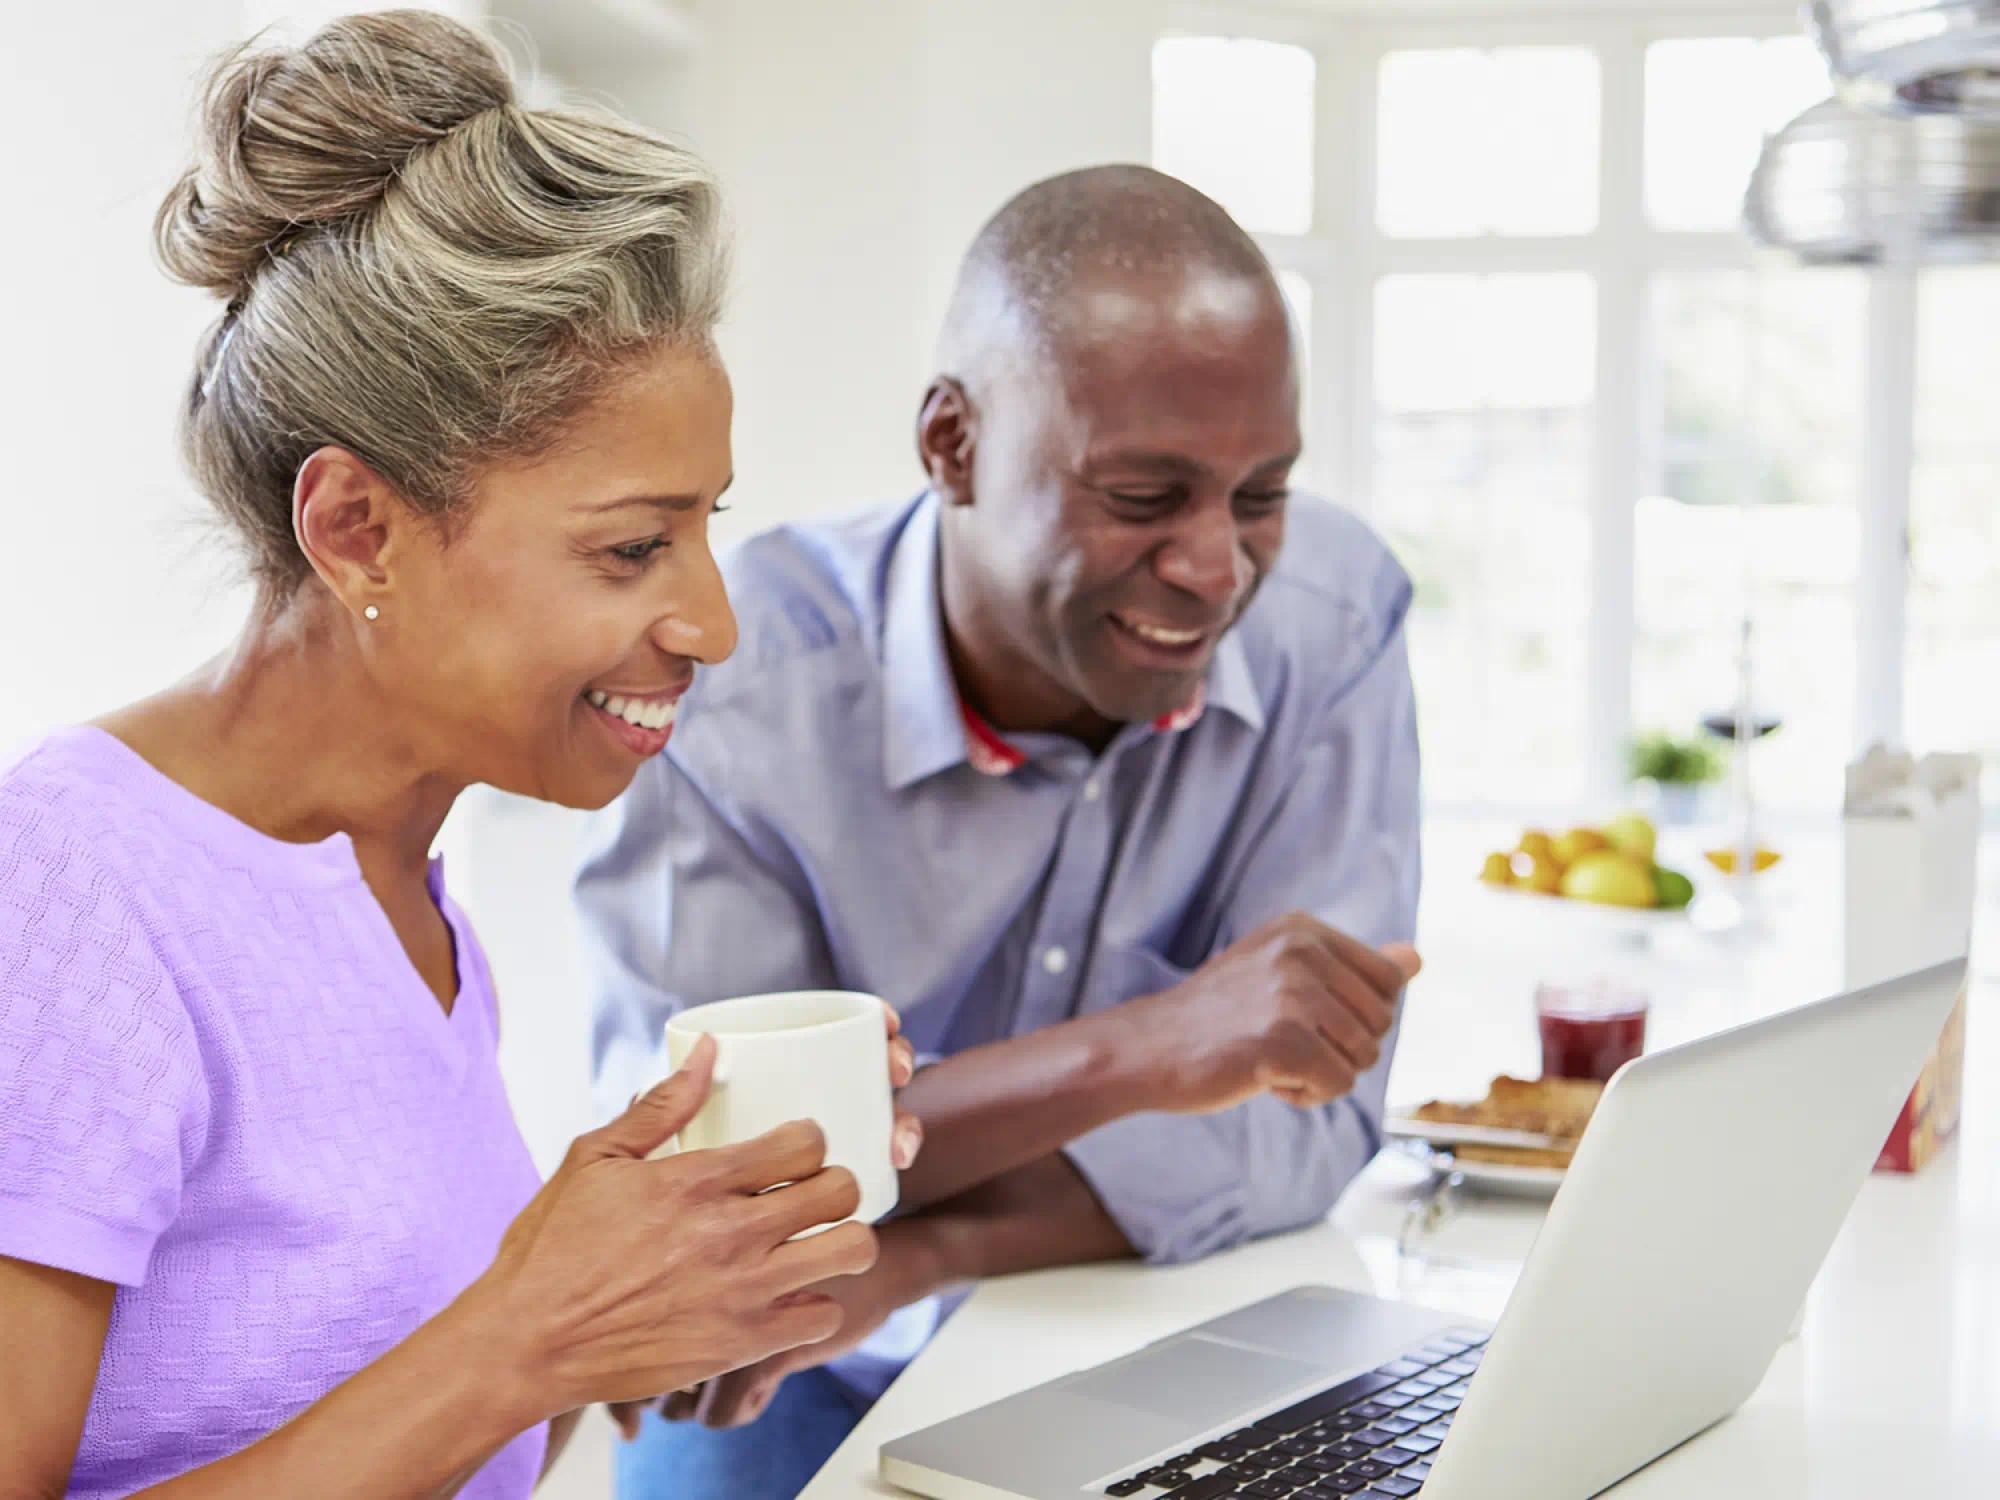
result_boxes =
[652,545,738,665]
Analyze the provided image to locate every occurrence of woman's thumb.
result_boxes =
[597,1035,717,1159]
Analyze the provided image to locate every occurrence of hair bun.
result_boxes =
[155,8,514,298]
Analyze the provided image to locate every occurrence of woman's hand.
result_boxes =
[608,1002,925,1440]
[463,1035,880,1426]
[673,1218,945,1429]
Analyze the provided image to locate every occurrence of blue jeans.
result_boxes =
[615,1369,869,1500]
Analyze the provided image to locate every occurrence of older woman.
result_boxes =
[0,11,917,1498]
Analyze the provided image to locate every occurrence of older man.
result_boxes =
[578,164,1423,1500]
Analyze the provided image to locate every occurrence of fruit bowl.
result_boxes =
[1477,879,1691,931]
[1476,815,1697,927]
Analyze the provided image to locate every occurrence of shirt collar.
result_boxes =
[880,492,1268,790]
[881,496,974,791]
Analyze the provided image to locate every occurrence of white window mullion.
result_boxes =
[1857,263,1916,753]
[1582,24,1647,802]
[1335,34,1383,524]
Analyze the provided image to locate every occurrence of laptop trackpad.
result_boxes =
[1065,1337,1327,1424]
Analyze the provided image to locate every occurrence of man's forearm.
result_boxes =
[894,1008,1165,1211]
[897,1152,1136,1291]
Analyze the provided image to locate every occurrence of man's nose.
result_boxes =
[1156,505,1252,608]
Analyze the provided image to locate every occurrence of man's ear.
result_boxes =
[292,445,405,619]
[915,377,978,508]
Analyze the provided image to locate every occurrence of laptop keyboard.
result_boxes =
[1100,1328,1489,1499]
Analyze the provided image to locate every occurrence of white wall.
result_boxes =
[0,4,1168,1493]
[686,0,1158,539]
[0,0,253,751]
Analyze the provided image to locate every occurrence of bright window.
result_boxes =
[1375,273,1596,802]
[1378,46,1600,237]
[1636,269,1865,809]
[1156,12,1989,815]
[1152,36,1316,235]
[1644,34,1829,231]
[1909,267,2000,794]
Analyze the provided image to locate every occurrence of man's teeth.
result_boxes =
[1123,618,1204,647]
[585,690,678,732]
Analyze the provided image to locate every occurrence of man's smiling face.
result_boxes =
[947,261,1301,729]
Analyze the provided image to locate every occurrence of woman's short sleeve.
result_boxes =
[0,796,208,1286]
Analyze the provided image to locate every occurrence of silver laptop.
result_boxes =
[880,959,1966,1500]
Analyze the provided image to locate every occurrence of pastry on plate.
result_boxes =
[1411,1074,1605,1168]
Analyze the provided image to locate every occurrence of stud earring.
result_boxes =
[363,605,380,622]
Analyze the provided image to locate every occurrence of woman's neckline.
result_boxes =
[63,723,367,889]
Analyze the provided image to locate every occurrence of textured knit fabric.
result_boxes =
[0,727,547,1499]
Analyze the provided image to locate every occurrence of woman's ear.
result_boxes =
[292,446,404,617]
[914,378,978,508]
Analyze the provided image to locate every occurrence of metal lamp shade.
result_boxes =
[1744,95,2000,262]
[1808,0,2000,113]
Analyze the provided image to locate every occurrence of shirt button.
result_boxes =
[1083,779,1102,802]
[1042,946,1071,976]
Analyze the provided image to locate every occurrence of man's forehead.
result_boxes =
[1055,265,1280,349]
[1049,276,1297,417]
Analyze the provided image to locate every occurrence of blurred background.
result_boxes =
[3,3,1995,1491]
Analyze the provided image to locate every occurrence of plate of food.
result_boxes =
[1387,1074,1605,1198]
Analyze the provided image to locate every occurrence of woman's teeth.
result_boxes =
[586,690,678,732]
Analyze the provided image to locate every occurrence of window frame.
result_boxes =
[1164,0,1918,816]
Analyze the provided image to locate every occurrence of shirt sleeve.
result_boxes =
[576,746,839,1122]
[0,809,209,1286]
[1064,574,1421,1266]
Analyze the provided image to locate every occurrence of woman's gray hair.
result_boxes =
[156,8,727,590]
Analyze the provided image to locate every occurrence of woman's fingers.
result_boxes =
[759,1291,846,1356]
[762,1218,878,1294]
[748,1165,863,1244]
[701,1119,829,1196]
[889,1035,916,1087]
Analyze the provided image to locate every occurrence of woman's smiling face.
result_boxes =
[360,341,739,809]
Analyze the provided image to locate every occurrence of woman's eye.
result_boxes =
[1107,489,1179,508]
[610,538,669,564]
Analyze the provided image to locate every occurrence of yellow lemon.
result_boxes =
[1550,827,1611,868]
[1515,852,1564,894]
[1559,851,1658,907]
[1602,812,1657,862]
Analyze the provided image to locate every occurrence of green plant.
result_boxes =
[1628,730,1724,786]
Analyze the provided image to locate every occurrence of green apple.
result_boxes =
[1653,864,1695,910]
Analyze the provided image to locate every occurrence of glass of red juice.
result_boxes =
[1536,980,1650,1082]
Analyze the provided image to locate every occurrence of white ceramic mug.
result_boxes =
[650,990,899,1226]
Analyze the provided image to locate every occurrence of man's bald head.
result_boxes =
[919,165,1302,746]
[936,164,1289,382]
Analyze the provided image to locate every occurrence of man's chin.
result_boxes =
[1084,668,1207,727]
